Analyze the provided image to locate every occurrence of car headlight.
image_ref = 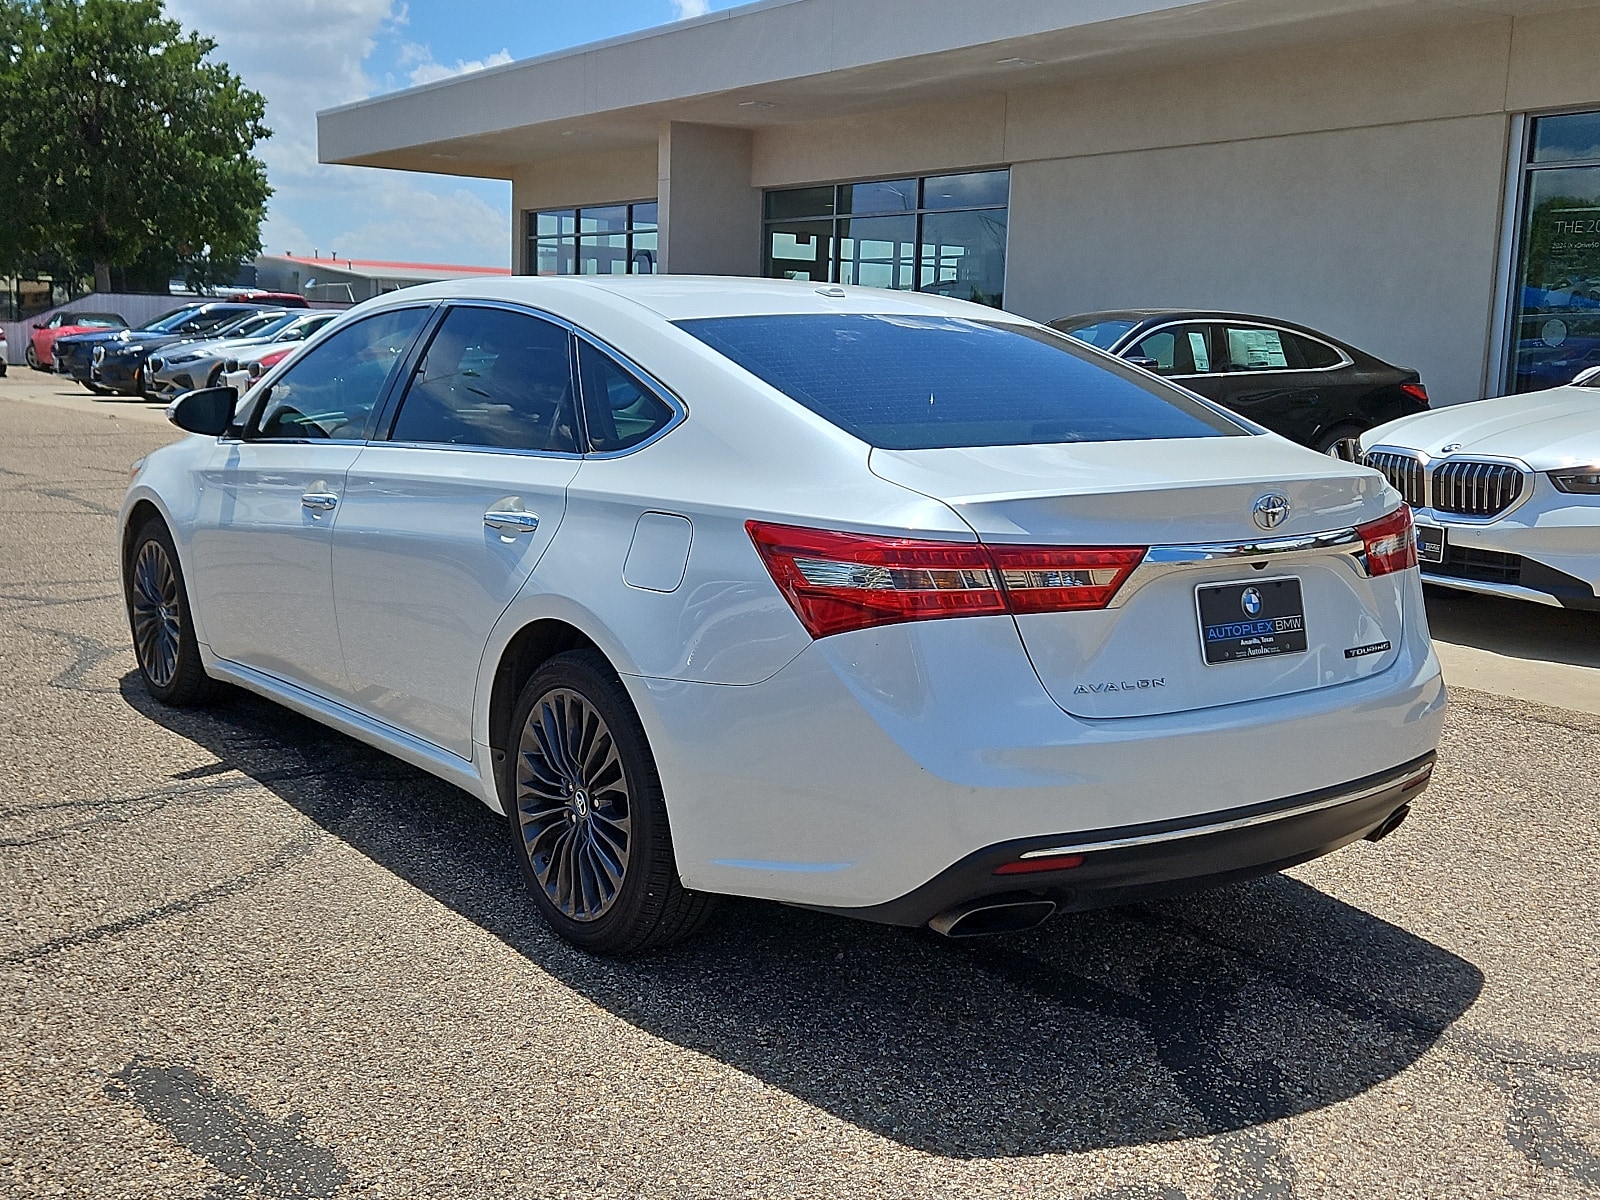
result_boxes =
[1549,467,1600,494]
[148,357,164,372]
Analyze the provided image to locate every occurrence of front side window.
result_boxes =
[576,341,676,453]
[1129,325,1212,376]
[389,306,578,453]
[249,307,428,441]
[678,314,1245,450]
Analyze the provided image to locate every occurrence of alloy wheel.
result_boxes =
[515,688,632,922]
[130,539,182,688]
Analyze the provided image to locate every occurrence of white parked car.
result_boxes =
[120,277,1444,954]
[1361,375,1600,610]
[0,326,8,376]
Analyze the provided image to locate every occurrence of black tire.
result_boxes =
[25,342,39,370]
[502,649,714,955]
[124,519,218,706]
[1315,423,1366,460]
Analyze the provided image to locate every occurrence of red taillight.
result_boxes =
[251,348,292,377]
[993,854,1085,875]
[1357,505,1417,576]
[746,521,1146,639]
[1400,382,1429,408]
[988,545,1146,614]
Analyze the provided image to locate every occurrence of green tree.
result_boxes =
[0,0,270,292]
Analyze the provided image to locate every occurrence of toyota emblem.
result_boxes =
[1252,493,1291,531]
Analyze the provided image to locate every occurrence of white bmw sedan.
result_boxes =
[121,277,1444,954]
[1361,378,1600,610]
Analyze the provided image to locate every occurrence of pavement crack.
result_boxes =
[0,824,324,965]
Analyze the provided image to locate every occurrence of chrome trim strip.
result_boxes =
[1110,527,1366,606]
[1113,318,1354,377]
[1018,760,1433,858]
[1418,572,1565,607]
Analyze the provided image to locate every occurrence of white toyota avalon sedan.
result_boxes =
[121,277,1444,954]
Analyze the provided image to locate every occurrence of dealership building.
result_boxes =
[319,0,1600,407]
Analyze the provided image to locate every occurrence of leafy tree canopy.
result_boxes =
[0,0,270,291]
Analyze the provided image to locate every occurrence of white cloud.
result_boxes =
[672,0,711,18]
[165,0,510,267]
[406,47,513,87]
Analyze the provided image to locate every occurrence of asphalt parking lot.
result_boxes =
[1,372,1597,1199]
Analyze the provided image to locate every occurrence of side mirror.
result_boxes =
[1123,355,1161,371]
[32,322,44,330]
[168,386,238,436]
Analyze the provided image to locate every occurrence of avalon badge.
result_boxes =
[1252,492,1291,530]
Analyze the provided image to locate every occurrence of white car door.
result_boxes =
[330,303,582,759]
[189,306,431,698]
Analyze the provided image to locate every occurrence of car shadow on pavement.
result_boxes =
[1425,585,1600,669]
[123,677,1484,1160]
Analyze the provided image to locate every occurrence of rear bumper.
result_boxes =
[822,753,1435,928]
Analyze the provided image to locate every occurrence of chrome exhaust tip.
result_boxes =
[928,898,1057,938]
[1364,803,1412,843]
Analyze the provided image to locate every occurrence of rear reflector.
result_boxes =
[994,854,1085,875]
[1356,505,1417,576]
[746,521,1146,639]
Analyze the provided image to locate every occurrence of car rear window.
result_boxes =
[676,314,1246,450]
[1058,318,1139,349]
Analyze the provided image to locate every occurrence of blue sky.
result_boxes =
[166,1,745,268]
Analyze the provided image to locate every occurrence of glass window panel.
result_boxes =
[631,201,658,231]
[577,233,630,275]
[1508,161,1600,391]
[390,307,577,453]
[1058,318,1139,349]
[534,237,573,276]
[765,220,835,283]
[921,169,1009,210]
[579,204,630,234]
[535,209,577,237]
[577,341,675,452]
[630,230,658,274]
[676,314,1245,450]
[765,186,835,221]
[837,214,916,290]
[918,208,1008,307]
[839,178,916,215]
[1531,112,1600,165]
[1283,331,1341,370]
[251,308,428,441]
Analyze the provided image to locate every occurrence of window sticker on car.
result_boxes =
[1228,327,1288,369]
[1188,330,1210,372]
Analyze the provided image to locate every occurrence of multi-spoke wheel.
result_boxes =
[505,650,714,954]
[124,519,216,705]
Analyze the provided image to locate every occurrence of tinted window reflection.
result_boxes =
[922,169,1010,210]
[1531,111,1600,165]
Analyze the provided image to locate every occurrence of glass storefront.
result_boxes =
[1507,111,1600,391]
[762,169,1009,307]
[525,202,658,276]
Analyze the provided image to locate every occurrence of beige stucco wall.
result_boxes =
[498,4,1600,403]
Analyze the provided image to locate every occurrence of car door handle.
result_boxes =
[301,492,339,511]
[484,510,540,535]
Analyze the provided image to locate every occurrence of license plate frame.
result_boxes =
[1195,576,1309,666]
[1416,524,1446,565]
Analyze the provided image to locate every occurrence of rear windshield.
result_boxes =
[676,314,1245,450]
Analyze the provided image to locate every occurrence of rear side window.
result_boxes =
[677,314,1245,450]
[1283,331,1345,370]
[576,341,677,452]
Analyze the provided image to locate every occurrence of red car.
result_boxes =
[27,311,127,371]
